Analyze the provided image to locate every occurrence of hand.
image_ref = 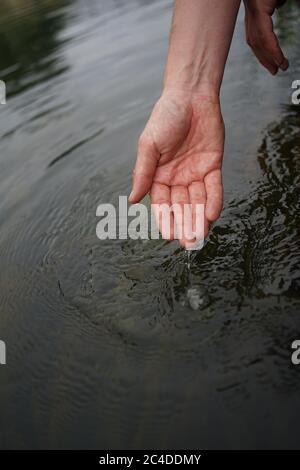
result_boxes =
[129,89,225,248]
[244,0,289,75]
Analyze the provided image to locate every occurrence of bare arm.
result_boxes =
[164,0,241,94]
[130,0,241,247]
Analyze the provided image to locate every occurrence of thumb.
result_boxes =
[129,135,159,203]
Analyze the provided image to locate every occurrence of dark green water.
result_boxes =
[0,0,299,449]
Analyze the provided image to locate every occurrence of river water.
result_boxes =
[0,0,299,449]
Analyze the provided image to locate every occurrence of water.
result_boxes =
[0,0,300,449]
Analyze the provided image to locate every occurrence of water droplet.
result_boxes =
[187,287,204,311]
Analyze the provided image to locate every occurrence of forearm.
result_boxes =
[164,0,241,96]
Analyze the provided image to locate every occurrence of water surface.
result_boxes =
[0,0,300,449]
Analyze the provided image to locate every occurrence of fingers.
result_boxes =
[151,182,211,246]
[171,186,194,247]
[266,31,289,70]
[150,183,174,240]
[151,176,223,247]
[251,45,279,75]
[257,16,288,72]
[279,56,289,71]
[246,12,289,75]
[129,135,159,203]
[188,182,209,241]
[204,169,223,222]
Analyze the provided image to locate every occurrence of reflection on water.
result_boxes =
[0,0,71,96]
[0,0,300,450]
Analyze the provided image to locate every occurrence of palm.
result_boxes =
[130,92,225,247]
[152,95,224,186]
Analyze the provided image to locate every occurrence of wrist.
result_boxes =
[163,61,223,99]
[162,82,220,104]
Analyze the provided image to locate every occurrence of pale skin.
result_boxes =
[129,0,289,248]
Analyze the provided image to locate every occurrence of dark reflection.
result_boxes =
[121,103,300,393]
[0,0,72,96]
[125,104,300,296]
[191,103,300,299]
